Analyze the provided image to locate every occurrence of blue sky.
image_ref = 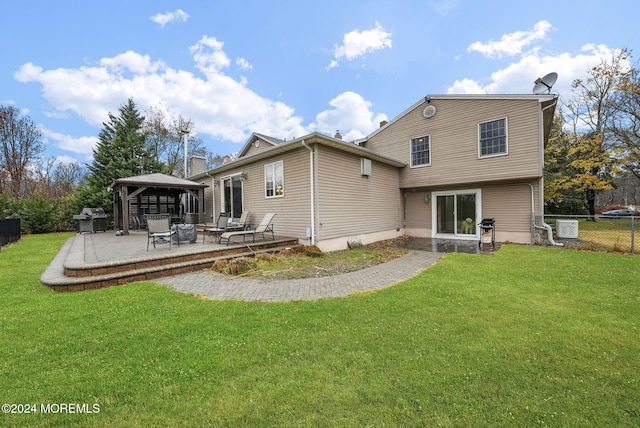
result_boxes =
[1,0,637,166]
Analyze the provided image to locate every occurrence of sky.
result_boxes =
[1,0,638,166]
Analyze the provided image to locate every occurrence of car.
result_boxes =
[599,209,640,218]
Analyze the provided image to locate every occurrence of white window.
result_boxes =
[265,160,284,198]
[410,135,431,167]
[479,118,507,157]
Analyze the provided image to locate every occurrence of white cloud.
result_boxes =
[236,57,253,71]
[467,20,553,59]
[448,44,624,102]
[311,92,387,140]
[447,78,485,94]
[327,22,392,70]
[99,51,164,74]
[42,128,97,158]
[14,33,389,157]
[150,9,189,27]
[53,154,85,165]
[189,36,232,76]
[15,36,308,148]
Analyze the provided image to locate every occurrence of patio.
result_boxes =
[41,230,499,292]
[41,230,298,291]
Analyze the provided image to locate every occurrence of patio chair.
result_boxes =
[220,213,276,246]
[202,212,231,244]
[146,214,179,250]
[234,211,250,230]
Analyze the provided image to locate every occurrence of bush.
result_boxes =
[0,192,79,234]
[545,197,589,215]
[18,194,60,234]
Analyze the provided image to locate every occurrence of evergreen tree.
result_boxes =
[77,98,163,215]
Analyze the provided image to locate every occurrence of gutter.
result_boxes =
[205,169,215,224]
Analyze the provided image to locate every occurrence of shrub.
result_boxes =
[18,194,60,234]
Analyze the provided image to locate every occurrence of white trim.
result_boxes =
[219,173,245,219]
[264,160,284,198]
[363,94,556,142]
[409,135,431,168]
[431,189,482,240]
[478,117,508,159]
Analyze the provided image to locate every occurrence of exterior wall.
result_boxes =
[242,139,276,157]
[201,178,216,224]
[212,147,312,240]
[482,181,539,244]
[366,98,544,188]
[402,180,541,244]
[403,190,432,235]
[316,229,403,252]
[315,145,402,248]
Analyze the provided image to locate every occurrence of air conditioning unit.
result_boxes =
[556,219,579,239]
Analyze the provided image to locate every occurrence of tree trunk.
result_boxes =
[584,187,597,221]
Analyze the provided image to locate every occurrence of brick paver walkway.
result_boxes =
[156,250,442,302]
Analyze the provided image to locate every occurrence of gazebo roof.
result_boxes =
[111,173,208,190]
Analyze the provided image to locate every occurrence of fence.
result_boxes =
[538,214,639,254]
[0,218,21,249]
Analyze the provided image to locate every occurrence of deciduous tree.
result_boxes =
[561,49,630,218]
[609,62,640,180]
[0,105,44,198]
[143,105,206,177]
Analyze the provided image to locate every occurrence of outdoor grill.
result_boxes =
[479,218,496,247]
[73,207,108,233]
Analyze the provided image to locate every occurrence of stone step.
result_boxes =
[41,236,299,292]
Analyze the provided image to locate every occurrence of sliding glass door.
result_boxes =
[433,190,480,238]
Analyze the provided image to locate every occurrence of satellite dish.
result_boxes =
[533,72,558,94]
[422,105,437,118]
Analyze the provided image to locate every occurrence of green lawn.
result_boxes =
[577,218,640,252]
[547,217,640,253]
[1,233,639,427]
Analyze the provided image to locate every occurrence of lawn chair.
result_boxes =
[220,213,276,245]
[202,212,231,244]
[234,211,250,230]
[146,214,179,250]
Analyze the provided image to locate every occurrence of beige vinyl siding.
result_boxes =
[213,147,311,238]
[367,99,543,189]
[482,182,539,236]
[242,140,274,157]
[316,145,401,240]
[402,181,539,242]
[404,191,432,229]
[202,181,215,224]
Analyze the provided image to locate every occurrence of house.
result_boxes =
[189,93,558,251]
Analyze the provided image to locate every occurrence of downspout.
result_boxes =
[301,140,316,245]
[527,183,563,247]
[403,191,413,227]
[534,97,563,246]
[205,169,215,224]
[542,98,558,112]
